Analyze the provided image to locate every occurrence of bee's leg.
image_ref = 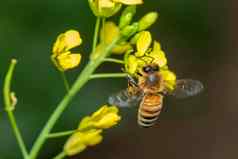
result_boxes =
[126,75,138,87]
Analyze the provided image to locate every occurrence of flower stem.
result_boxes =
[52,152,66,159]
[92,17,101,53]
[3,59,29,159]
[102,17,106,44]
[48,130,75,139]
[60,71,70,92]
[29,37,121,159]
[90,73,127,80]
[103,58,125,64]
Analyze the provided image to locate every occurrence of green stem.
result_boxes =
[103,58,125,64]
[60,71,70,92]
[90,73,127,80]
[92,17,101,53]
[29,37,121,159]
[53,152,66,159]
[102,18,106,44]
[48,130,75,139]
[3,59,29,159]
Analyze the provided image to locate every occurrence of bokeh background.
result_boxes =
[0,0,237,158]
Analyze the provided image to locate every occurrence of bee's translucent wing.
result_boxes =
[171,79,204,99]
[108,89,143,108]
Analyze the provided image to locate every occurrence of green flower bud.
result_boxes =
[130,32,141,44]
[119,6,136,29]
[138,12,158,31]
[121,22,138,38]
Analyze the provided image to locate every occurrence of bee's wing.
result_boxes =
[171,79,204,99]
[108,89,143,108]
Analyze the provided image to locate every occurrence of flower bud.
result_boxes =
[112,42,132,54]
[119,6,136,29]
[138,12,158,31]
[121,22,138,38]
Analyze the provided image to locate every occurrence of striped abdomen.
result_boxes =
[137,94,163,127]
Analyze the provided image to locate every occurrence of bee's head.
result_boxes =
[141,64,161,86]
[142,64,159,74]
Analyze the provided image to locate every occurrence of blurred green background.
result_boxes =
[1,0,237,159]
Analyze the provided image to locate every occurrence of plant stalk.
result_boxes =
[90,73,127,80]
[3,59,29,159]
[29,37,120,159]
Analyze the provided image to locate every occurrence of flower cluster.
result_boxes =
[124,31,176,91]
[64,105,121,156]
[90,6,158,60]
[51,30,82,71]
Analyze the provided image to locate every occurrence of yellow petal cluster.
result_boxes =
[125,31,168,75]
[64,105,121,156]
[52,30,82,71]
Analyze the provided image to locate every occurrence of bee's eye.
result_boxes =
[153,65,159,71]
[143,66,153,73]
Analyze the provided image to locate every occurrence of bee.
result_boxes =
[108,64,204,127]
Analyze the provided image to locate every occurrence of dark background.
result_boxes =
[0,0,237,159]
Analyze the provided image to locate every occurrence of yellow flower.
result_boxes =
[135,31,152,57]
[92,110,121,129]
[91,105,121,129]
[160,69,176,91]
[89,0,142,17]
[64,129,102,156]
[52,30,82,71]
[78,105,121,130]
[64,105,120,156]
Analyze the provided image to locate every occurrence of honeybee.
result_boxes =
[108,64,204,127]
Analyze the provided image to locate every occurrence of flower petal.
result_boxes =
[160,70,176,91]
[136,31,152,56]
[93,113,121,129]
[64,132,87,156]
[98,0,115,9]
[81,129,103,146]
[113,0,143,5]
[126,55,138,75]
[64,30,82,50]
[52,30,82,55]
[56,52,81,71]
[100,21,120,44]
